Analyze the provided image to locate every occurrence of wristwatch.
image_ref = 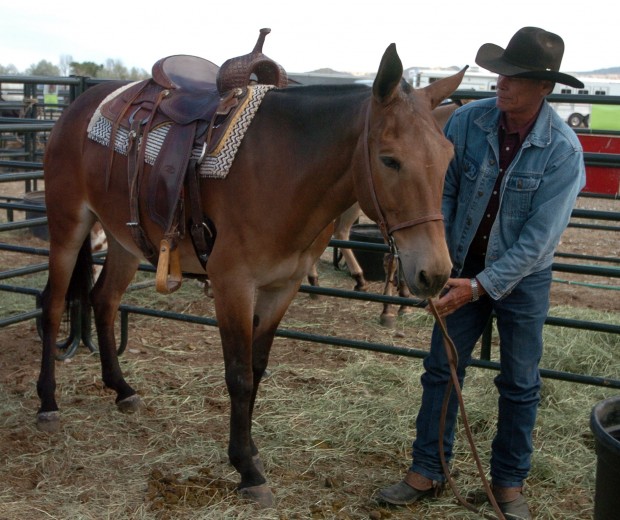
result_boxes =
[470,278,480,302]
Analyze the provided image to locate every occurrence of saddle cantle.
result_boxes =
[217,28,288,92]
[91,29,287,293]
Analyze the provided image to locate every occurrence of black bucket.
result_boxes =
[590,395,620,520]
[348,224,385,281]
[23,190,48,240]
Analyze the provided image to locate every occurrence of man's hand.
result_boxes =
[430,277,484,317]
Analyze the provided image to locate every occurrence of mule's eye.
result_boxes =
[380,156,401,171]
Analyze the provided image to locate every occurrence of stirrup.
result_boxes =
[155,238,182,293]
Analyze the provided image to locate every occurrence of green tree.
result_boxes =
[0,64,20,75]
[100,59,148,80]
[70,61,104,77]
[26,60,60,76]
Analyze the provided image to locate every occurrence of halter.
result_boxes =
[362,103,444,257]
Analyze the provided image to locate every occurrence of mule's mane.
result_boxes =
[277,83,371,98]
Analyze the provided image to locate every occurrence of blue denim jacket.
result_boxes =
[443,97,586,300]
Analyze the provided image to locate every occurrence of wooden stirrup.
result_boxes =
[155,239,182,294]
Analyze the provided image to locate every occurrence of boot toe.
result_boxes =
[376,480,435,506]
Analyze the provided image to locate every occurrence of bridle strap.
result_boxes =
[388,214,443,234]
[363,103,390,242]
[362,103,444,250]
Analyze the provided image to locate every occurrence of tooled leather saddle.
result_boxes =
[96,28,288,293]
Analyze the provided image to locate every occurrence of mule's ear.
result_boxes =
[372,43,403,103]
[422,66,469,109]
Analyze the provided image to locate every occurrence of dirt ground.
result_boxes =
[0,181,618,519]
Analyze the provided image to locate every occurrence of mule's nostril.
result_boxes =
[418,270,430,290]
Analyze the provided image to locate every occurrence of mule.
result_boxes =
[37,43,465,507]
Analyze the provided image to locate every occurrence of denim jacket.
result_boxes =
[443,97,586,300]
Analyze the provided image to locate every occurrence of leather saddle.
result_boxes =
[98,28,288,293]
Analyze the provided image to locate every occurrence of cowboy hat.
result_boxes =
[475,27,584,88]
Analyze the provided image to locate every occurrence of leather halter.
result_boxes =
[362,102,443,256]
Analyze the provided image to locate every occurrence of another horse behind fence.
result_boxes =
[37,36,465,507]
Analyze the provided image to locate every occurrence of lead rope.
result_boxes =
[427,298,506,520]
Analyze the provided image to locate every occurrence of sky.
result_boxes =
[1,0,617,76]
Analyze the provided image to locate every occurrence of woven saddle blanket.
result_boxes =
[86,82,274,179]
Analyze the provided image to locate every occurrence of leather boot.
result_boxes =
[493,486,532,520]
[376,471,443,506]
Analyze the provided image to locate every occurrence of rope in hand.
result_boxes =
[427,298,507,520]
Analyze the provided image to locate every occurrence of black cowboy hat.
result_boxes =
[475,27,584,88]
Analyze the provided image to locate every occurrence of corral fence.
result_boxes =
[1,75,619,390]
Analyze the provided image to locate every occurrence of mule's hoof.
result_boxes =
[380,314,396,328]
[36,411,60,433]
[238,484,275,508]
[117,394,144,414]
[397,306,412,317]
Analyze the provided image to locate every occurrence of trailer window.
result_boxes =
[578,89,589,94]
[594,90,607,95]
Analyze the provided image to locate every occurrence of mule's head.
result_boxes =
[355,44,466,298]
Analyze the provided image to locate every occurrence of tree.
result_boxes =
[0,64,20,75]
[26,60,60,76]
[59,55,73,77]
[70,61,103,77]
[100,59,149,80]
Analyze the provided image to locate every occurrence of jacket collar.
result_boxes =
[475,98,553,147]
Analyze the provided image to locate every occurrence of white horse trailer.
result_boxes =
[410,68,620,129]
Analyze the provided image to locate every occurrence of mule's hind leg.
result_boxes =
[380,254,399,327]
[38,232,94,432]
[89,235,143,413]
[334,204,369,292]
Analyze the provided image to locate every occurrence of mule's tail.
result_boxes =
[66,236,95,308]
[41,236,94,314]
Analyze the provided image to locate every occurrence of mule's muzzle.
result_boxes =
[397,250,451,299]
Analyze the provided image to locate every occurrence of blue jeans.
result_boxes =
[411,267,552,488]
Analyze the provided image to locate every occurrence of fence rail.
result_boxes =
[1,75,619,390]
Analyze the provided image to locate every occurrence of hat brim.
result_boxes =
[475,43,584,89]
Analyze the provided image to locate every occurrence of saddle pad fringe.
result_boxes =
[86,83,274,179]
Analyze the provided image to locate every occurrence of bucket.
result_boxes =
[23,190,48,240]
[348,224,385,281]
[590,395,620,520]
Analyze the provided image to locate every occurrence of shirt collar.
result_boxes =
[499,106,541,142]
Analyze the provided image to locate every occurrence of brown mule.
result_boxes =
[37,42,465,507]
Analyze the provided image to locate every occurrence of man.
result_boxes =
[377,27,586,520]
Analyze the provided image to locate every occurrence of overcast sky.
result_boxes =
[1,0,616,76]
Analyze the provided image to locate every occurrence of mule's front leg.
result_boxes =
[224,358,274,507]
[215,281,302,508]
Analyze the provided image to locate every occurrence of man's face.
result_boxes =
[495,76,553,116]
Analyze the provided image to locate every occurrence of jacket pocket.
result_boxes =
[503,173,541,217]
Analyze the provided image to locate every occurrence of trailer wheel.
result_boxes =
[583,114,590,128]
[568,113,583,127]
